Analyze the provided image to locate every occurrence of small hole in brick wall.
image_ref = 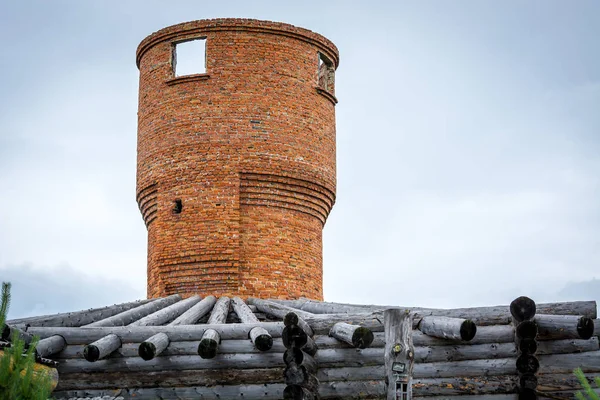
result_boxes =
[317,52,335,92]
[173,38,206,76]
[173,199,183,214]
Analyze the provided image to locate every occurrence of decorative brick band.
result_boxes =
[136,183,158,227]
[240,173,334,225]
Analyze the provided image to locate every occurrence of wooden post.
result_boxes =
[418,316,477,341]
[384,309,414,400]
[83,333,121,362]
[329,322,374,349]
[231,297,273,351]
[138,332,170,360]
[197,296,230,359]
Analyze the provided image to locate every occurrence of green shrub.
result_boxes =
[0,282,54,400]
[574,367,600,400]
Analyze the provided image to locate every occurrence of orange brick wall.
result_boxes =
[136,19,339,300]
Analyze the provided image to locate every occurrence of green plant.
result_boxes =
[0,282,54,400]
[575,367,600,400]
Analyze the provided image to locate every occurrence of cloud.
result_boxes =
[1,263,145,320]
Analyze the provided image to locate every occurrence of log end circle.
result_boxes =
[516,320,538,339]
[510,296,536,322]
[255,333,274,351]
[459,320,477,341]
[516,354,540,374]
[352,326,374,349]
[83,345,100,362]
[577,317,594,340]
[197,338,218,359]
[138,341,156,361]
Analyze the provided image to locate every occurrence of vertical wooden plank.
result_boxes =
[385,309,414,400]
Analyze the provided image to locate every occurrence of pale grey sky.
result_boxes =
[1,1,599,318]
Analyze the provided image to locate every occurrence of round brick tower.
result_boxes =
[136,19,338,300]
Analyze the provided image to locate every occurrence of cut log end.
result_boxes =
[352,326,374,349]
[459,320,477,341]
[516,320,538,339]
[510,296,537,322]
[1,324,9,341]
[577,317,595,340]
[518,338,538,354]
[138,342,156,361]
[283,385,315,400]
[284,312,300,327]
[283,325,308,349]
[516,354,540,374]
[519,373,538,391]
[197,338,219,359]
[83,345,100,362]
[254,334,273,351]
[518,387,538,400]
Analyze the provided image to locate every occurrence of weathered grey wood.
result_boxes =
[329,322,374,349]
[414,342,518,363]
[35,334,66,358]
[83,333,121,362]
[84,294,181,327]
[284,312,315,337]
[538,350,600,373]
[305,313,384,334]
[518,338,538,354]
[138,332,169,360]
[535,314,595,340]
[510,296,536,323]
[284,348,317,373]
[1,324,34,345]
[413,357,518,378]
[520,373,538,391]
[283,325,318,355]
[284,385,316,400]
[516,353,539,374]
[384,309,414,400]
[198,328,221,359]
[56,367,286,390]
[277,299,597,322]
[130,295,201,327]
[28,322,284,343]
[413,395,517,399]
[418,316,477,341]
[5,298,153,328]
[232,297,273,351]
[535,373,600,393]
[197,297,231,359]
[536,337,599,355]
[248,297,315,327]
[169,295,216,325]
[57,352,287,373]
[595,318,600,337]
[54,384,287,400]
[284,364,319,391]
[414,375,519,396]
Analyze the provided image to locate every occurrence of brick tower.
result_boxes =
[136,19,338,300]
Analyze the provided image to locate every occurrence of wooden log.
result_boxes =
[520,373,538,390]
[518,338,537,354]
[284,364,319,391]
[414,342,518,363]
[418,316,477,341]
[169,295,216,325]
[197,297,231,359]
[138,332,169,361]
[232,297,273,351]
[413,357,518,378]
[284,348,317,373]
[27,322,284,343]
[536,337,599,355]
[517,388,536,399]
[1,324,34,345]
[57,352,287,373]
[54,384,286,400]
[284,385,315,400]
[130,295,201,326]
[535,314,595,340]
[35,334,66,358]
[413,375,519,397]
[284,312,314,338]
[536,373,600,393]
[329,322,374,349]
[510,296,537,323]
[516,353,539,374]
[248,297,315,325]
[538,350,600,373]
[283,325,309,348]
[276,298,597,321]
[384,309,414,400]
[516,320,538,339]
[56,367,287,391]
[84,294,181,327]
[5,298,153,328]
[83,333,121,362]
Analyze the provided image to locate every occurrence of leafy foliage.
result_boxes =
[0,282,54,400]
[575,367,600,400]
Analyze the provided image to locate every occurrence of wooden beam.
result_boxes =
[5,298,153,328]
[418,316,477,341]
[510,296,536,323]
[169,295,216,325]
[28,322,284,344]
[535,314,595,340]
[329,322,374,349]
[130,295,201,326]
[35,334,66,358]
[83,333,121,362]
[138,332,169,360]
[282,325,317,355]
[248,298,315,323]
[198,296,230,359]
[232,297,273,351]
[84,294,181,327]
[384,309,414,400]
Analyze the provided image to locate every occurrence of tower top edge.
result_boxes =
[136,18,339,69]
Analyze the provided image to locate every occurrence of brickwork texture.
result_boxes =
[136,19,339,300]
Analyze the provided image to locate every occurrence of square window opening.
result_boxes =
[173,39,206,77]
[317,52,335,92]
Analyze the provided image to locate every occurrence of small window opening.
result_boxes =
[317,52,335,92]
[173,39,206,77]
[173,199,183,214]
[395,382,411,400]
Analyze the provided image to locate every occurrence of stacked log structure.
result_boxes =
[510,296,539,399]
[3,296,598,399]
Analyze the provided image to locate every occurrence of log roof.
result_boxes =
[3,295,599,399]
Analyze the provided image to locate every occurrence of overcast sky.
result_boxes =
[1,1,599,319]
